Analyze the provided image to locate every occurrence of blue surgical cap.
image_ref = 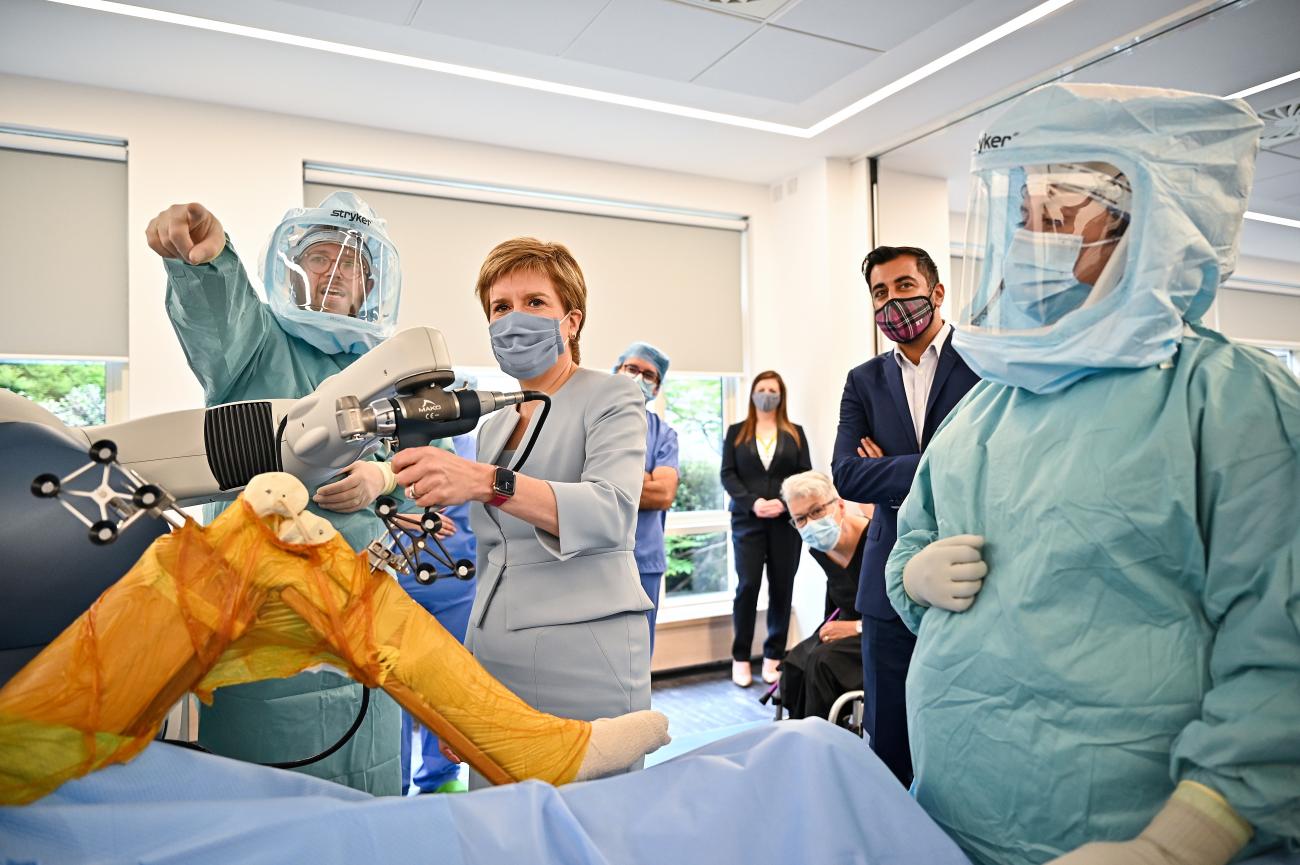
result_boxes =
[615,342,670,383]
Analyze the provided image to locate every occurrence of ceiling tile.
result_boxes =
[564,0,759,81]
[1255,150,1300,180]
[674,0,797,21]
[1255,165,1300,196]
[409,0,611,56]
[774,0,973,51]
[693,24,880,103]
[1066,0,1300,98]
[277,0,421,26]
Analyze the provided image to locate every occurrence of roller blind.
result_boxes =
[304,181,744,372]
[1214,288,1300,345]
[0,146,127,358]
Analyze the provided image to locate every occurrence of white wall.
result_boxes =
[875,168,953,303]
[0,73,774,419]
[760,157,874,643]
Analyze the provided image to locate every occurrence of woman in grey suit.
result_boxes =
[392,237,661,784]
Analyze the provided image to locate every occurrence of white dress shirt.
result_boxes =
[893,322,951,446]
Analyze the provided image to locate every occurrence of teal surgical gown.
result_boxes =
[886,325,1300,865]
[163,241,402,795]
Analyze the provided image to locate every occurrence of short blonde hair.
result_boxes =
[781,470,837,504]
[475,237,588,364]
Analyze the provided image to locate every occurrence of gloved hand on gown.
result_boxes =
[1047,782,1251,865]
[901,534,987,612]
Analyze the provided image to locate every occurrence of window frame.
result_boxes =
[1239,338,1300,377]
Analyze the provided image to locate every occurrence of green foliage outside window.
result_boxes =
[660,376,730,596]
[0,361,107,426]
[672,459,724,512]
[664,531,728,597]
[662,376,724,513]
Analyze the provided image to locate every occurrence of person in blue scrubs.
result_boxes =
[396,431,479,794]
[614,342,679,655]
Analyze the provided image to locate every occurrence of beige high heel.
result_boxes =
[731,659,753,687]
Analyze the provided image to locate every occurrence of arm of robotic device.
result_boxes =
[3,328,458,507]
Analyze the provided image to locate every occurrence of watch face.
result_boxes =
[493,467,516,497]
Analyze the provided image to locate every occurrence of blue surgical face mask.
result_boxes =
[752,392,781,413]
[489,311,569,380]
[1001,229,1094,325]
[798,513,841,552]
[622,370,657,403]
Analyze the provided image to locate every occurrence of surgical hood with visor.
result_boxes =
[264,191,401,356]
[949,83,1262,394]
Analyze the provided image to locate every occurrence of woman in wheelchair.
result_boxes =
[776,472,869,723]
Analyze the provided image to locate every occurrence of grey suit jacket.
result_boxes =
[469,367,654,632]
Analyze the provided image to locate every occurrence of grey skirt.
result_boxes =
[467,584,651,788]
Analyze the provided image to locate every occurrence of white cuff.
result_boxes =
[376,461,397,495]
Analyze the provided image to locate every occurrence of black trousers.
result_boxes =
[730,514,802,662]
[860,613,916,788]
[778,632,863,721]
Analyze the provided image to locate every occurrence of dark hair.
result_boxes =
[733,370,801,449]
[861,245,939,290]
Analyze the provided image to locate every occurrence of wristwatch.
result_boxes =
[855,620,863,635]
[488,467,516,508]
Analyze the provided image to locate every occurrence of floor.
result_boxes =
[650,662,775,739]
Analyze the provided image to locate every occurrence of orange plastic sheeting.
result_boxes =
[0,498,589,805]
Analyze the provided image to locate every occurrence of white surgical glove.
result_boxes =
[1047,781,1251,865]
[901,534,987,612]
[313,461,395,514]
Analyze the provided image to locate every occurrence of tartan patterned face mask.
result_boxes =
[874,293,935,344]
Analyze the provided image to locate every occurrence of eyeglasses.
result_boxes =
[618,363,660,386]
[789,499,837,529]
[299,249,367,279]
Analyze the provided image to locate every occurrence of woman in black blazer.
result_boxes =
[720,370,811,687]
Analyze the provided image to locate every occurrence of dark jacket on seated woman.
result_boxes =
[779,532,866,722]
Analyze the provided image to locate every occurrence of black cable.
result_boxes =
[264,687,371,770]
[158,688,372,770]
[509,391,551,474]
[160,739,211,754]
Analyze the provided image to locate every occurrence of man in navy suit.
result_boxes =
[831,245,979,787]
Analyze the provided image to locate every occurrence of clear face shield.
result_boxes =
[275,225,396,325]
[953,162,1133,336]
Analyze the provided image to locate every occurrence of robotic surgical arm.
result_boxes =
[3,327,528,507]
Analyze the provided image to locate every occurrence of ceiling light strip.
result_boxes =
[47,0,1079,139]
[808,0,1077,136]
[1227,69,1300,100]
[45,0,808,137]
[864,0,1240,161]
[1244,211,1300,230]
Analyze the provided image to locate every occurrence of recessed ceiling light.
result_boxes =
[44,0,1076,139]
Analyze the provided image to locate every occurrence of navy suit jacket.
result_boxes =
[831,329,980,620]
